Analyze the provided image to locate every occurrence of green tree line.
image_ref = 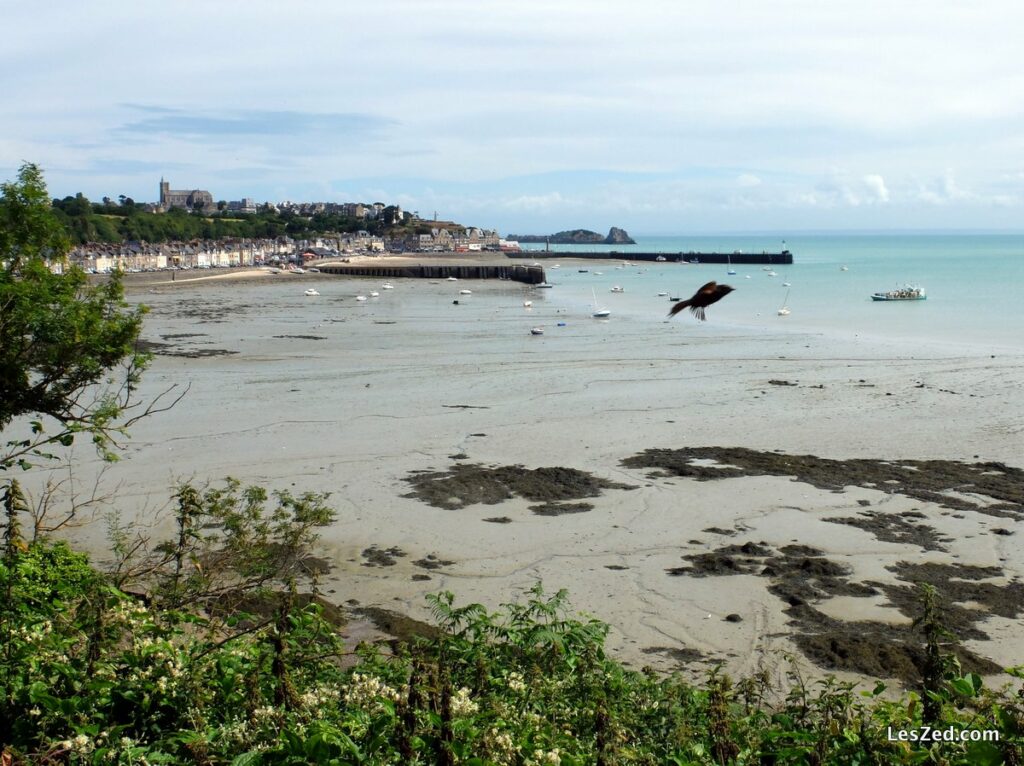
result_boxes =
[50,193,415,245]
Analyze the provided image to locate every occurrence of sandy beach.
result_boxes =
[50,261,1024,688]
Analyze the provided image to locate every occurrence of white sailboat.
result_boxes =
[778,287,791,316]
[727,253,737,275]
[591,288,610,318]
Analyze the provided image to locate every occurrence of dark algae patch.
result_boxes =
[530,501,594,516]
[666,541,1010,684]
[827,510,952,551]
[361,545,407,567]
[622,446,1024,518]
[404,463,636,510]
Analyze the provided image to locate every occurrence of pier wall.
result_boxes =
[316,263,546,284]
[513,251,793,265]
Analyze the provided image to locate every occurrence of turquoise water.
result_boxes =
[521,234,1024,352]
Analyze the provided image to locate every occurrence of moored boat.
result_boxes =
[871,285,926,301]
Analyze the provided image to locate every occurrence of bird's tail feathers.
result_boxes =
[667,300,691,318]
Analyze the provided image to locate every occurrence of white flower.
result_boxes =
[450,687,478,717]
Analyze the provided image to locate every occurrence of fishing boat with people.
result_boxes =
[871,285,926,301]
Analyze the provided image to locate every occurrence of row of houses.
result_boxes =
[69,238,293,272]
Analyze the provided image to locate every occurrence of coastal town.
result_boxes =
[67,178,520,274]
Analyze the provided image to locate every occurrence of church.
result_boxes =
[158,178,214,213]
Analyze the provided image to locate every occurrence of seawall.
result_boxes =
[513,250,794,265]
[316,262,546,284]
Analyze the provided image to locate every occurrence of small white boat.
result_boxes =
[782,282,791,287]
[655,255,667,262]
[459,289,472,295]
[591,288,610,318]
[382,282,394,289]
[535,282,553,288]
[447,276,458,281]
[304,288,320,296]
[767,270,778,277]
[292,267,305,274]
[551,264,560,269]
[727,254,737,275]
[594,271,604,276]
[745,275,752,279]
[355,295,367,301]
[531,327,544,335]
[778,287,791,316]
[610,286,624,293]
[370,291,380,297]
[523,300,533,307]
[840,265,849,271]
[657,291,667,297]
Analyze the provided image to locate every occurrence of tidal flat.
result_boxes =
[39,265,1024,688]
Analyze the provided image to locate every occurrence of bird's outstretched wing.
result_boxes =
[668,281,719,318]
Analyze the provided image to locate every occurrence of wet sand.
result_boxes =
[48,263,1024,687]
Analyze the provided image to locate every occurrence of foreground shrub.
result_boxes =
[2,502,1023,763]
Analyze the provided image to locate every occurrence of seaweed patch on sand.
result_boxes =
[136,339,238,358]
[361,546,407,567]
[622,447,1024,519]
[530,502,594,516]
[826,511,952,551]
[666,542,1009,684]
[404,463,636,510]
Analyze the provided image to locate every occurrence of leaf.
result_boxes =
[963,741,1003,766]
[230,752,263,766]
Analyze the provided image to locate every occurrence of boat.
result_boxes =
[459,289,472,295]
[531,327,544,335]
[594,271,604,276]
[382,282,394,289]
[578,269,589,273]
[778,287,791,316]
[591,288,610,318]
[840,265,849,271]
[447,276,458,281]
[655,255,666,262]
[782,282,791,287]
[523,300,533,307]
[610,286,624,293]
[304,288,320,296]
[871,285,926,301]
[535,282,554,288]
[767,270,778,277]
[656,291,667,297]
[308,267,320,273]
[727,254,737,275]
[370,291,380,297]
[292,267,305,274]
[355,295,367,301]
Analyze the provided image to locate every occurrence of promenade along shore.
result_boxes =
[58,259,1024,688]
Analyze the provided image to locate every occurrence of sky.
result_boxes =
[4,0,1024,235]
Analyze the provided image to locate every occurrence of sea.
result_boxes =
[519,233,1024,353]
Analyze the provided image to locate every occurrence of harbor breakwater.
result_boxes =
[316,262,546,284]
[514,250,793,265]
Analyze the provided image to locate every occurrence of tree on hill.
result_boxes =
[0,163,178,475]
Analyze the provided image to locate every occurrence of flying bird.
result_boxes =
[668,281,735,321]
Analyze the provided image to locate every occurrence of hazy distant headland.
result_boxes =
[508,226,636,245]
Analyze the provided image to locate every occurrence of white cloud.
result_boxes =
[862,174,890,203]
[737,173,762,188]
